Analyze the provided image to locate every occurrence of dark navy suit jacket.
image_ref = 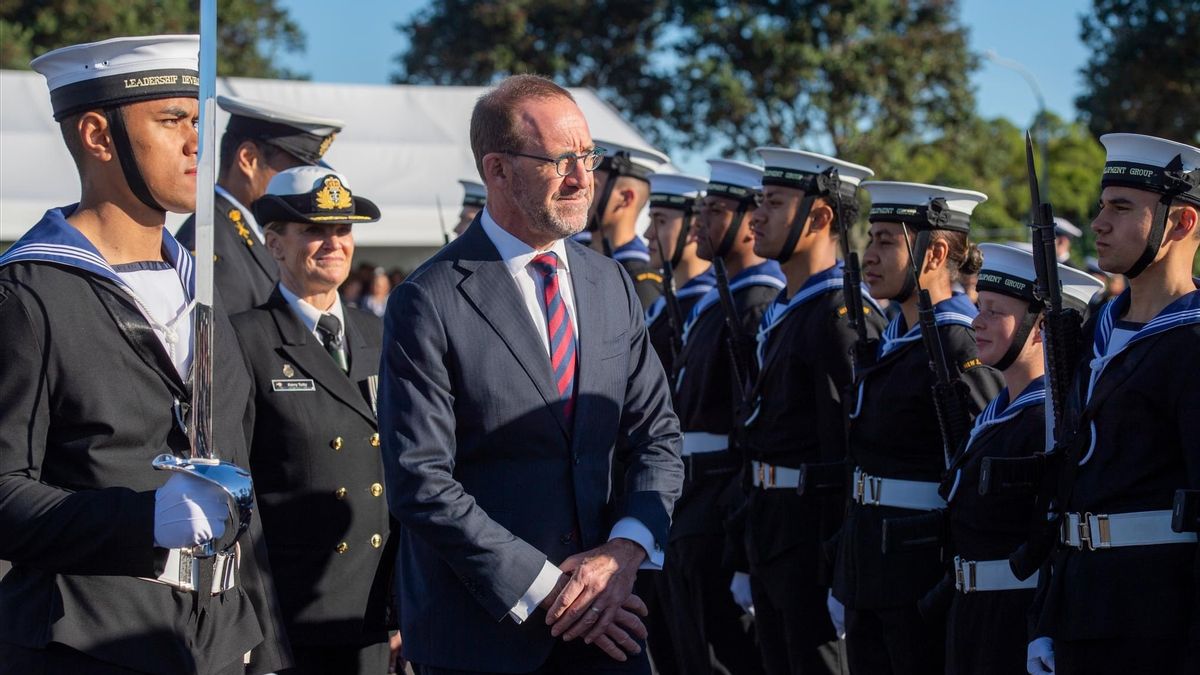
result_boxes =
[378,216,683,672]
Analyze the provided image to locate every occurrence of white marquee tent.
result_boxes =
[0,70,666,267]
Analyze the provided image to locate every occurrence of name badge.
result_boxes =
[272,379,315,392]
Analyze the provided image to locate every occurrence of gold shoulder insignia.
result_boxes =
[314,176,353,211]
[229,208,254,248]
[961,358,982,371]
[317,133,336,159]
[637,272,664,283]
[837,306,849,317]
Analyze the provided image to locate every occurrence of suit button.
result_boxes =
[560,532,573,545]
[330,437,343,451]
[370,534,383,548]
[370,483,383,497]
[335,542,348,554]
[335,487,347,500]
[370,433,381,447]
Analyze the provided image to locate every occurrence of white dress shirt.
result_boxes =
[278,282,347,347]
[478,209,663,624]
[114,262,193,378]
[215,184,265,244]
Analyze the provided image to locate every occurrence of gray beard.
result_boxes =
[512,172,588,239]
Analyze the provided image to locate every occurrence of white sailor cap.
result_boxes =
[31,35,199,121]
[254,166,380,226]
[594,139,670,182]
[1053,217,1082,239]
[977,243,1103,312]
[861,181,988,233]
[705,159,763,202]
[458,179,487,208]
[755,147,874,198]
[219,95,344,165]
[648,172,707,210]
[1100,133,1200,206]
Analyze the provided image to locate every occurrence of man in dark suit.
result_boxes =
[0,34,289,675]
[232,166,398,674]
[379,74,684,675]
[177,96,343,314]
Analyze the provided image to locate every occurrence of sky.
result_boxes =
[277,0,1093,144]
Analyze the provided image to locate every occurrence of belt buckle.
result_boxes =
[867,475,882,505]
[178,548,197,593]
[854,471,865,502]
[1080,512,1095,551]
[767,464,777,488]
[757,462,766,488]
[1091,513,1111,549]
[966,560,977,592]
[954,557,965,592]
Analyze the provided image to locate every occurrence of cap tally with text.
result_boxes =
[220,95,344,166]
[31,35,199,121]
[253,166,380,227]
[459,179,487,208]
[594,139,669,182]
[705,159,764,202]
[861,181,988,233]
[976,243,1103,312]
[648,172,707,211]
[755,147,874,199]
[1099,133,1200,206]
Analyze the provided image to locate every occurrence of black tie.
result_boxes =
[316,314,348,373]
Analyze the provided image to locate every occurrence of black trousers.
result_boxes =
[749,572,841,675]
[282,641,390,674]
[0,641,245,675]
[844,605,944,675]
[413,635,651,675]
[633,570,679,675]
[1056,636,1188,674]
[663,534,763,675]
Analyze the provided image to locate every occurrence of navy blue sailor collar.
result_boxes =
[944,376,1046,502]
[612,236,651,264]
[878,291,978,358]
[645,267,716,324]
[681,260,786,340]
[0,204,194,300]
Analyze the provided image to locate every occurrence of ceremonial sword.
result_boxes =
[153,0,254,558]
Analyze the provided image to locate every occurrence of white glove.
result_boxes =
[827,590,846,639]
[729,571,754,616]
[1026,636,1055,674]
[154,471,229,549]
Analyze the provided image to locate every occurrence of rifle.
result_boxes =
[653,229,686,387]
[901,225,974,468]
[825,169,876,377]
[712,255,753,403]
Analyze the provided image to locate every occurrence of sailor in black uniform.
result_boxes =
[730,148,885,675]
[1029,133,1200,675]
[0,34,289,675]
[663,158,780,675]
[829,181,1003,675]
[176,95,343,314]
[940,244,1101,675]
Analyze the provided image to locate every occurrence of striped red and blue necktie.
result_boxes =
[529,252,577,424]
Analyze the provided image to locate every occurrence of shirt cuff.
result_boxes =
[508,559,561,624]
[609,517,663,569]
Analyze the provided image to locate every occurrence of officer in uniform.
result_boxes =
[453,179,487,237]
[664,159,781,675]
[1054,217,1083,267]
[587,140,670,309]
[0,35,289,674]
[829,181,1003,675]
[232,167,396,674]
[732,148,885,675]
[176,95,343,314]
[940,244,1101,675]
[643,171,714,379]
[1028,134,1200,675]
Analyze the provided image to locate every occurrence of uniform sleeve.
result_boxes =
[1180,351,1200,667]
[0,282,160,576]
[814,307,860,583]
[378,279,549,622]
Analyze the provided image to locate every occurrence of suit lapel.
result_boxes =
[267,290,376,424]
[454,221,566,437]
[568,245,605,445]
[344,311,381,420]
[91,278,188,399]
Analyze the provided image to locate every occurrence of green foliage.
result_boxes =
[0,0,306,79]
[1077,0,1199,144]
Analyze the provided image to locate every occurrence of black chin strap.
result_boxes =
[773,167,842,264]
[715,197,756,259]
[894,227,932,303]
[104,107,166,213]
[671,207,696,267]
[1122,195,1173,279]
[993,303,1042,372]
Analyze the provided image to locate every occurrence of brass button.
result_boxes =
[335,487,347,500]
[370,432,380,447]
[370,534,382,548]
[370,483,383,497]
[335,542,348,554]
[330,436,343,451]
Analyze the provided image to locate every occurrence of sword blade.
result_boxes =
[190,0,218,460]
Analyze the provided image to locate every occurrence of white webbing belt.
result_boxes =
[682,432,729,456]
[852,468,945,510]
[139,545,238,595]
[953,556,1039,593]
[1060,510,1198,551]
[751,460,802,489]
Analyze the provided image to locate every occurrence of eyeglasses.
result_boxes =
[503,148,606,177]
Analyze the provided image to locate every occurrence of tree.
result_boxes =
[1077,0,1200,143]
[0,0,306,79]
[394,0,674,128]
